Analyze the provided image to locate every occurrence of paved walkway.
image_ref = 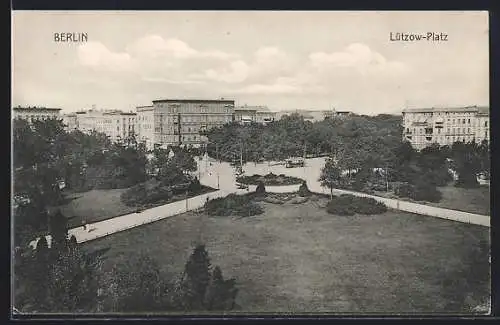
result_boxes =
[29,156,490,249]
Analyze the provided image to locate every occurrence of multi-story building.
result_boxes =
[74,108,138,143]
[136,106,155,149]
[234,105,276,125]
[62,113,78,131]
[402,106,489,150]
[324,109,353,119]
[12,106,62,122]
[276,109,330,123]
[150,99,235,148]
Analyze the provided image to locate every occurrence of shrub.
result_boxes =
[121,182,172,206]
[413,182,442,202]
[255,181,266,194]
[395,181,442,202]
[326,194,387,216]
[204,194,263,217]
[298,181,311,197]
[421,168,453,187]
[394,182,414,199]
[236,174,304,186]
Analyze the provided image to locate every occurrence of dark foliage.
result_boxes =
[236,173,304,186]
[298,181,311,197]
[204,194,264,217]
[255,181,266,195]
[326,194,388,216]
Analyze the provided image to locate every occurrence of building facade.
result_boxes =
[136,106,155,149]
[234,105,276,125]
[276,109,330,123]
[74,108,138,143]
[62,113,78,131]
[402,106,489,150]
[150,99,235,148]
[13,106,62,122]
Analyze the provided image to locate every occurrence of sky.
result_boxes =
[12,11,489,115]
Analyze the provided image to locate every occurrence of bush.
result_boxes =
[204,194,264,217]
[255,181,266,194]
[298,181,311,197]
[326,194,387,216]
[121,182,173,206]
[421,168,453,187]
[236,174,304,186]
[413,182,442,202]
[395,181,442,202]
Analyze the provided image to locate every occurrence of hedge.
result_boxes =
[326,194,388,216]
[236,173,304,186]
[204,194,264,217]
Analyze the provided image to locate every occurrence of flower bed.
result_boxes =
[236,173,304,186]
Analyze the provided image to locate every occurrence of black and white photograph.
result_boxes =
[11,11,491,316]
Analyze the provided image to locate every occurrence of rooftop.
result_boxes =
[152,99,235,104]
[13,106,62,111]
[402,106,489,114]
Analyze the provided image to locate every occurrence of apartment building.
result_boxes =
[62,113,78,131]
[74,108,137,143]
[402,106,489,150]
[149,99,235,148]
[234,105,276,125]
[13,106,61,122]
[275,109,332,123]
[136,106,155,149]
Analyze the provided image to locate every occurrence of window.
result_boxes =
[463,119,465,124]
[485,121,488,127]
[468,119,470,124]
[437,128,441,134]
[467,128,470,133]
[447,119,450,123]
[452,119,455,124]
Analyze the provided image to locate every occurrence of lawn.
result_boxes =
[82,194,490,314]
[433,185,490,216]
[58,185,216,228]
[374,184,490,216]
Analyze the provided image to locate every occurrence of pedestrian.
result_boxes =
[82,219,87,231]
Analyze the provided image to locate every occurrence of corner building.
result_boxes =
[402,106,489,150]
[151,99,235,148]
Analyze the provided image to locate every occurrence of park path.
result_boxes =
[29,157,489,249]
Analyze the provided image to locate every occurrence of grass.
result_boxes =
[434,185,490,216]
[374,184,490,216]
[82,194,490,314]
[58,185,216,228]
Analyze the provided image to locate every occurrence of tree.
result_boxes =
[205,266,238,311]
[319,159,343,198]
[108,254,166,312]
[178,244,212,310]
[48,209,68,251]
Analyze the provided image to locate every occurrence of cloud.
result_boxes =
[126,35,238,60]
[78,42,133,71]
[193,60,250,83]
[309,43,410,75]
